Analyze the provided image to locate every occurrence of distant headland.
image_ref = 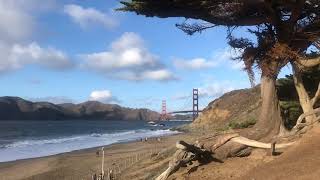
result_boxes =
[0,96,161,121]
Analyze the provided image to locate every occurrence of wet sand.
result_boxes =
[0,133,193,180]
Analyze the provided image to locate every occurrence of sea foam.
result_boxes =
[0,129,179,162]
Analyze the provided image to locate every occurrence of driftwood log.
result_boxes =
[156,133,295,180]
[292,108,320,131]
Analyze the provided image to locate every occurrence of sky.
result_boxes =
[0,0,292,112]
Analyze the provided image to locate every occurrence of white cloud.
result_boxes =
[141,69,175,81]
[173,58,218,70]
[173,47,244,70]
[0,1,72,74]
[199,82,235,98]
[82,32,176,81]
[0,0,57,42]
[12,42,73,70]
[89,90,119,103]
[230,61,245,70]
[0,1,34,42]
[212,47,244,70]
[170,82,234,101]
[64,4,118,29]
[0,42,73,73]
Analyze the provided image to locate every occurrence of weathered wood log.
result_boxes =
[156,134,296,180]
[292,107,320,131]
[271,141,276,156]
[230,136,295,149]
[176,140,206,154]
[155,149,196,180]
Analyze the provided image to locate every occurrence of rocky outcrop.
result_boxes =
[0,97,160,121]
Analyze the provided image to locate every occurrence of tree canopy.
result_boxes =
[119,0,320,42]
[119,0,320,78]
[118,2,320,179]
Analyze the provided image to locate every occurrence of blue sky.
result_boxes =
[0,0,291,112]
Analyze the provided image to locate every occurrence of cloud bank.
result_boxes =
[81,32,176,81]
[173,48,244,70]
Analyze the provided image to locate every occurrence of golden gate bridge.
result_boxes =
[160,88,206,121]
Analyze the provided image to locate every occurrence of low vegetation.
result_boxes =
[228,117,257,129]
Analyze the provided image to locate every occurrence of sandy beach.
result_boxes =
[0,133,195,180]
[2,126,320,180]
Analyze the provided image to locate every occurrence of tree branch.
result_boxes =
[311,82,320,107]
[176,22,217,35]
[314,40,320,50]
[296,56,320,68]
[118,0,271,26]
[290,0,306,23]
[293,107,320,130]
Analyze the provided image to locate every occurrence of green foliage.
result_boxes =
[280,101,303,129]
[277,67,319,129]
[277,67,320,101]
[216,125,230,132]
[228,117,257,129]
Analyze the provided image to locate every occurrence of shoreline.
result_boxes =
[0,132,181,164]
[0,133,193,180]
[0,127,182,163]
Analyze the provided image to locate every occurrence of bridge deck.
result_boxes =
[168,110,203,114]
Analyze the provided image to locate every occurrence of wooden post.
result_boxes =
[101,147,105,177]
[117,164,121,173]
[108,169,113,180]
[271,141,276,156]
[106,169,110,180]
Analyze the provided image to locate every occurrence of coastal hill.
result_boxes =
[190,86,261,131]
[0,96,160,121]
[188,73,319,132]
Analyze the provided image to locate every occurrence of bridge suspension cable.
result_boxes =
[163,88,203,121]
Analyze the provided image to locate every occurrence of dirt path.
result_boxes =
[1,126,320,180]
[241,126,320,180]
[167,126,320,180]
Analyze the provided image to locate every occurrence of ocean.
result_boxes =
[0,120,191,162]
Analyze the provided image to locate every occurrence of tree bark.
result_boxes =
[243,75,283,140]
[292,64,316,123]
[311,82,320,107]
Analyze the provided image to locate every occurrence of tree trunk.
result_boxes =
[292,64,316,123]
[243,75,283,141]
[311,82,320,107]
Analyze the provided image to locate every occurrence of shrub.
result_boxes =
[228,117,256,129]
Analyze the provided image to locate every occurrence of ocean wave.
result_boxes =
[4,136,86,148]
[4,129,176,149]
[0,129,179,162]
[169,120,193,122]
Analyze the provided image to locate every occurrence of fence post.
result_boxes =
[271,141,276,156]
[117,164,121,173]
[101,147,105,178]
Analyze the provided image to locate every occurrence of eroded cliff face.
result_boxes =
[189,86,261,131]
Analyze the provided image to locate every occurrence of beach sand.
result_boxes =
[2,128,319,180]
[0,133,195,180]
